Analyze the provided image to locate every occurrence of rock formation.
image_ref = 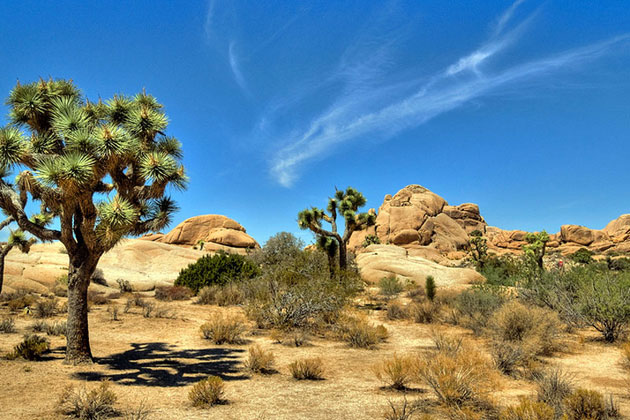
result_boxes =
[141,214,259,252]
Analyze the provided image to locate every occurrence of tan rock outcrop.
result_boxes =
[143,214,259,250]
[560,225,596,246]
[356,244,484,286]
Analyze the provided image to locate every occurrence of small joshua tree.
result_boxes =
[298,187,375,271]
[468,229,488,270]
[0,223,37,294]
[524,231,550,270]
[0,78,186,363]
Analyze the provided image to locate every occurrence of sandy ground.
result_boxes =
[1,293,629,420]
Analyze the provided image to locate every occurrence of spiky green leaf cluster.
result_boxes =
[0,78,187,253]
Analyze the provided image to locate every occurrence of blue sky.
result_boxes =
[1,1,629,245]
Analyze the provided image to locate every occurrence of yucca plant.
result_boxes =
[298,186,375,271]
[0,78,187,363]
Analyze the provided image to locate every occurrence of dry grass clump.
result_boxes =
[195,284,244,306]
[188,376,226,408]
[33,297,58,318]
[87,290,110,306]
[155,285,192,301]
[0,317,16,333]
[337,315,388,349]
[7,334,50,360]
[243,344,275,374]
[200,315,246,344]
[289,357,325,380]
[372,353,416,390]
[431,330,463,355]
[415,343,496,417]
[500,398,555,420]
[383,396,418,420]
[387,300,410,320]
[533,369,573,416]
[488,300,562,375]
[57,381,118,419]
[410,301,440,324]
[4,290,38,312]
[563,388,621,420]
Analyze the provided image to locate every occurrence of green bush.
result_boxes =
[175,251,260,293]
[362,234,381,247]
[571,248,594,264]
[379,275,404,297]
[523,265,630,342]
[425,276,436,301]
[607,256,630,271]
[479,255,523,286]
[454,285,506,334]
[249,231,304,268]
[8,334,50,360]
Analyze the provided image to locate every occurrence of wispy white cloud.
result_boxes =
[228,41,249,94]
[268,3,629,187]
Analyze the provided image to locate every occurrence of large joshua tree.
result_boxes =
[0,79,186,363]
[298,187,375,272]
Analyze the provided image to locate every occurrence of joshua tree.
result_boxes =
[468,229,488,270]
[298,187,375,271]
[316,235,338,278]
[0,218,36,294]
[0,79,186,363]
[524,230,550,270]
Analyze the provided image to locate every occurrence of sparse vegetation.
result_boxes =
[337,315,388,348]
[7,334,50,360]
[188,376,225,407]
[289,357,325,380]
[243,344,275,374]
[200,315,246,344]
[501,398,555,420]
[379,275,404,297]
[0,317,16,333]
[57,381,118,419]
[372,354,416,390]
[155,285,192,301]
[33,297,58,318]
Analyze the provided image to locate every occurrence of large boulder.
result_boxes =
[356,244,484,286]
[560,225,596,246]
[3,239,211,293]
[144,214,259,251]
[349,185,485,257]
[604,214,630,242]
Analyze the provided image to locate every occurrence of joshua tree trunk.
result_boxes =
[64,251,100,364]
[0,256,4,295]
[338,242,347,271]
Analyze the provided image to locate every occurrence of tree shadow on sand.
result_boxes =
[73,342,247,387]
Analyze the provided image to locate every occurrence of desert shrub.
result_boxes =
[31,319,48,332]
[372,354,416,390]
[200,315,246,344]
[410,301,439,324]
[383,397,417,420]
[7,334,50,360]
[571,248,594,265]
[58,381,118,419]
[289,357,325,380]
[607,256,630,272]
[480,255,523,287]
[53,283,68,297]
[243,344,275,374]
[425,276,436,301]
[406,284,425,301]
[0,317,16,333]
[533,369,573,416]
[215,284,244,306]
[155,285,192,301]
[189,376,226,407]
[175,251,260,293]
[488,301,562,373]
[123,401,152,420]
[244,249,359,330]
[362,234,381,247]
[141,302,155,318]
[107,305,120,321]
[249,231,304,268]
[379,275,404,297]
[46,321,67,336]
[91,268,107,286]
[87,290,110,305]
[116,278,133,293]
[563,389,607,420]
[416,345,494,412]
[337,316,388,349]
[454,285,506,334]
[501,398,555,420]
[195,285,219,305]
[431,330,463,355]
[387,300,410,320]
[153,305,175,319]
[33,297,58,318]
[7,293,38,312]
[523,265,630,342]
